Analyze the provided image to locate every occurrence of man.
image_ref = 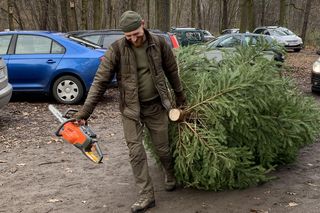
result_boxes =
[75,11,186,213]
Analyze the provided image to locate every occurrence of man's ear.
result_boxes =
[141,20,145,27]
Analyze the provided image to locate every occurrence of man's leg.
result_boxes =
[142,102,176,191]
[121,116,155,212]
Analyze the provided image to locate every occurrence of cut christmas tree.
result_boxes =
[147,45,320,191]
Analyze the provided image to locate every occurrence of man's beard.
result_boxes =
[130,36,144,47]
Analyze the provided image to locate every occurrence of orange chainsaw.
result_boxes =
[49,104,103,164]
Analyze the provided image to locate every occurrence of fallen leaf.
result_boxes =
[82,200,87,204]
[48,198,61,203]
[286,192,297,195]
[287,202,298,207]
[16,163,26,166]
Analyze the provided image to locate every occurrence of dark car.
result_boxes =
[170,27,205,47]
[0,57,12,108]
[221,28,240,35]
[311,57,320,92]
[0,31,106,104]
[68,29,180,49]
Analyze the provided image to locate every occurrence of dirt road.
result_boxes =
[1,49,320,213]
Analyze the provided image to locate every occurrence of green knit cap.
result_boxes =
[119,11,142,32]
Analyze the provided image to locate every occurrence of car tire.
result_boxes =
[52,75,84,104]
[294,48,301,52]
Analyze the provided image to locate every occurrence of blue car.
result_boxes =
[0,31,106,104]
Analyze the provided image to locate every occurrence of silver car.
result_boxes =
[253,26,303,52]
[0,57,12,108]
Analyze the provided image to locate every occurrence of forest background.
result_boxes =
[0,0,319,45]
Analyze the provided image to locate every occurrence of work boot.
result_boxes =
[131,193,155,213]
[164,171,176,191]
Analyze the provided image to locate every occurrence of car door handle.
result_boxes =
[47,59,56,64]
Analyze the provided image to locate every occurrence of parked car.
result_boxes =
[0,31,106,104]
[205,33,285,63]
[0,57,12,108]
[311,57,320,92]
[170,27,205,46]
[253,26,303,52]
[201,30,215,42]
[68,29,180,49]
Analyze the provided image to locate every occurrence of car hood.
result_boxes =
[271,35,303,44]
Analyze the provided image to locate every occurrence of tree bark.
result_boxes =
[300,0,313,42]
[191,0,196,27]
[279,0,286,26]
[81,0,88,30]
[197,0,202,28]
[70,0,78,31]
[247,0,255,32]
[239,0,247,33]
[221,0,228,31]
[260,0,265,26]
[60,0,69,31]
[156,0,170,32]
[13,1,24,29]
[93,0,103,29]
[8,0,14,30]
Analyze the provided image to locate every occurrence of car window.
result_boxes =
[244,36,258,45]
[15,35,64,54]
[218,35,241,47]
[101,34,124,48]
[82,35,101,44]
[254,29,265,34]
[185,31,202,41]
[0,35,12,54]
[268,29,287,36]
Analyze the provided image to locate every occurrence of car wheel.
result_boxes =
[52,75,84,104]
[294,48,301,52]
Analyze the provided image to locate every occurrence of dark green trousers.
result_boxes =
[121,99,174,196]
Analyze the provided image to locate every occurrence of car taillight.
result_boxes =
[170,34,180,49]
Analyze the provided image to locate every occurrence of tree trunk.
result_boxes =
[247,0,254,32]
[60,0,69,31]
[191,0,196,27]
[156,0,170,32]
[81,0,88,30]
[239,0,247,33]
[279,0,286,26]
[39,0,49,30]
[221,0,228,31]
[197,0,202,28]
[300,0,313,42]
[13,1,24,29]
[260,0,265,26]
[8,0,14,30]
[70,0,78,31]
[93,0,103,29]
[175,0,182,27]
[106,0,112,28]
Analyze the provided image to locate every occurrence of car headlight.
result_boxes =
[313,61,320,73]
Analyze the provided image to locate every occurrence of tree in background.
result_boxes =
[300,0,313,42]
[156,0,170,32]
[279,0,286,26]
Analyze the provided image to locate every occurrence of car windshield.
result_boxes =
[278,27,295,35]
[269,29,287,36]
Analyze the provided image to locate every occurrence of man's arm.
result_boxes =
[160,38,186,107]
[75,47,118,120]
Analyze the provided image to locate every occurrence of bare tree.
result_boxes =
[8,0,14,30]
[81,0,88,30]
[156,0,170,31]
[93,0,103,29]
[239,0,247,32]
[247,0,254,31]
[279,0,286,26]
[221,0,228,31]
[300,0,313,42]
